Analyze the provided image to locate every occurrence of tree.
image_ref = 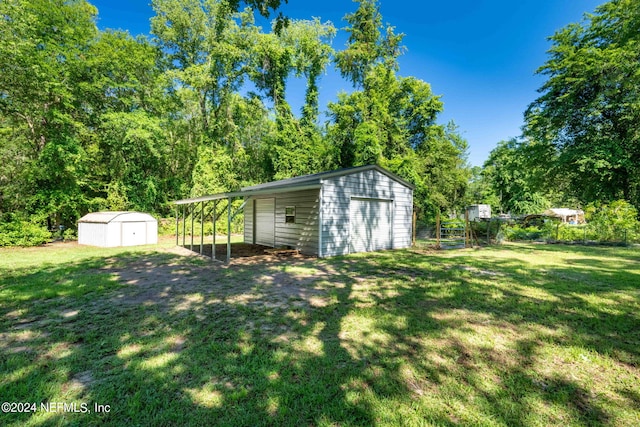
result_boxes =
[414,122,470,217]
[482,138,560,214]
[329,0,469,219]
[96,111,168,212]
[329,0,411,167]
[151,0,259,143]
[334,0,404,87]
[525,0,640,210]
[279,19,336,126]
[0,0,98,226]
[465,166,501,209]
[251,19,336,179]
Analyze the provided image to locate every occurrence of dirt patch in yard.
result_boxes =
[174,242,309,264]
[98,244,328,313]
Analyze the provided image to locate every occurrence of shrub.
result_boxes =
[585,200,640,243]
[62,228,77,241]
[504,224,546,241]
[0,215,51,247]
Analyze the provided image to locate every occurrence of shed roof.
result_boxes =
[173,165,414,205]
[242,164,415,192]
[78,211,157,224]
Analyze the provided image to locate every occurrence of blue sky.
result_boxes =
[90,0,604,166]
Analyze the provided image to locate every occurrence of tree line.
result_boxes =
[477,0,640,218]
[0,0,470,233]
[2,0,638,242]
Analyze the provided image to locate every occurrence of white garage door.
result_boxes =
[350,198,392,253]
[255,198,275,247]
[121,222,147,247]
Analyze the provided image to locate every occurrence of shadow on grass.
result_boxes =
[0,243,638,425]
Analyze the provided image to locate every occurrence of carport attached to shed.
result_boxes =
[243,165,414,257]
[173,165,414,260]
[78,212,158,247]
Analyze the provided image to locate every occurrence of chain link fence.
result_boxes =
[501,222,639,246]
[415,220,640,248]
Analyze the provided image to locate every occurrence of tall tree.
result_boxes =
[482,138,566,214]
[329,0,409,167]
[251,18,336,179]
[151,0,258,143]
[0,0,98,225]
[329,0,469,218]
[334,0,404,87]
[525,0,640,209]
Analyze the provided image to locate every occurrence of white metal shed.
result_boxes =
[78,211,158,247]
[243,165,414,257]
[173,165,415,260]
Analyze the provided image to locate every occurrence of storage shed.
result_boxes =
[173,165,414,260]
[243,165,414,257]
[78,212,158,247]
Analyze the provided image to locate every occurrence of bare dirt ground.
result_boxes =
[175,242,303,263]
[95,243,335,315]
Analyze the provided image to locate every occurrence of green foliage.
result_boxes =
[105,181,130,211]
[465,166,501,209]
[96,111,168,212]
[0,214,50,247]
[585,199,640,242]
[500,201,640,244]
[62,227,78,242]
[554,224,590,242]
[0,0,474,236]
[334,0,404,87]
[328,0,469,220]
[190,146,241,195]
[503,224,546,242]
[525,0,640,210]
[482,138,558,215]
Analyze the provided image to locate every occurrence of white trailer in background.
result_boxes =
[467,204,492,221]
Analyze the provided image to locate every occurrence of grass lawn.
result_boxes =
[1,240,639,426]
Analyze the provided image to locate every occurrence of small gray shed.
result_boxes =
[243,165,414,257]
[78,211,158,247]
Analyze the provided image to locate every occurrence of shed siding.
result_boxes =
[78,222,107,247]
[321,169,413,257]
[274,189,320,255]
[106,223,120,247]
[244,198,254,244]
[242,189,320,255]
[255,198,275,247]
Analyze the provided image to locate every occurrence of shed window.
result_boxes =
[285,206,296,223]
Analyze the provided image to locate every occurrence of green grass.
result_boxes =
[1,240,639,426]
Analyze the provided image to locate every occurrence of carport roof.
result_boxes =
[172,183,321,205]
[173,165,414,205]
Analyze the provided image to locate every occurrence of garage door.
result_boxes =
[350,198,392,253]
[121,222,147,246]
[255,198,275,247]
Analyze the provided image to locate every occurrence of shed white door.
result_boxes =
[121,222,147,246]
[255,198,275,247]
[350,198,392,253]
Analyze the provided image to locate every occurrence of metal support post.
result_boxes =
[190,204,194,251]
[200,201,204,255]
[175,206,179,246]
[182,205,186,247]
[227,199,232,263]
[213,201,217,260]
